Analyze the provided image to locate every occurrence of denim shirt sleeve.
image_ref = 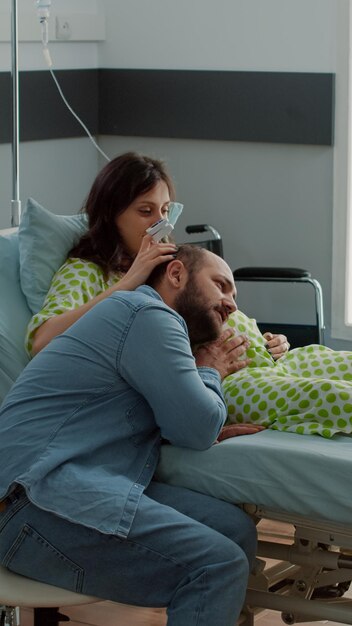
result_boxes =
[119,304,226,450]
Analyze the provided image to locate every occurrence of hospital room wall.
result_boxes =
[0,0,100,228]
[0,0,347,351]
[96,0,346,350]
[0,139,99,227]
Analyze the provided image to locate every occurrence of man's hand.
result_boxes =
[263,332,290,360]
[194,329,251,380]
[216,423,265,442]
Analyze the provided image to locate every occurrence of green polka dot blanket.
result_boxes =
[26,258,121,354]
[222,310,352,438]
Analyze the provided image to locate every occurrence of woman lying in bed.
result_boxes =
[26,151,288,362]
[222,310,352,438]
[26,152,179,355]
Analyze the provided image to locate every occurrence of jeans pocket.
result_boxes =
[3,523,85,592]
[0,493,29,533]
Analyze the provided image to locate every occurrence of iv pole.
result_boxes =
[11,0,21,227]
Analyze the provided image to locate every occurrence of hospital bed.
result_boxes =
[156,432,352,625]
[1,210,352,625]
[179,225,352,624]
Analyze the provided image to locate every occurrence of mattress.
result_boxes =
[155,430,352,524]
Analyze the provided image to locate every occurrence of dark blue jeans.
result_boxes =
[0,482,256,626]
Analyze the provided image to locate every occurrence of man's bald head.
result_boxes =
[147,244,221,289]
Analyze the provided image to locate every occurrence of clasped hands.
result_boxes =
[194,328,289,442]
[194,328,289,379]
[194,329,251,380]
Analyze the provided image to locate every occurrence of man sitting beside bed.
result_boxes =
[0,246,262,626]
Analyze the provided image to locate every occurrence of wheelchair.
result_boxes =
[184,224,325,349]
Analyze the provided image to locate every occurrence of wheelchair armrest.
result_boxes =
[185,224,222,240]
[233,267,311,280]
[185,224,209,234]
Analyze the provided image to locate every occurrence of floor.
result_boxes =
[19,519,352,626]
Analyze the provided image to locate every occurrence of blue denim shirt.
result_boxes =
[0,286,226,538]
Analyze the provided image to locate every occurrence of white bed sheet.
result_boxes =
[155,430,352,524]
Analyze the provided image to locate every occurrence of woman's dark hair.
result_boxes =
[69,152,175,276]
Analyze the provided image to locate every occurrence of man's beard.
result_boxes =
[174,276,221,347]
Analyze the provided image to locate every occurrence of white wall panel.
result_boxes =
[97,0,335,72]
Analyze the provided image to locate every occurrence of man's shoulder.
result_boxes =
[111,285,186,330]
[111,285,167,312]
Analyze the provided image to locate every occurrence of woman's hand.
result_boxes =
[216,423,265,442]
[116,235,177,291]
[194,329,251,380]
[31,236,176,356]
[263,332,290,360]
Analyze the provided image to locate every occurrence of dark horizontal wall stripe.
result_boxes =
[99,69,334,146]
[0,69,99,144]
[0,68,334,146]
[0,73,12,142]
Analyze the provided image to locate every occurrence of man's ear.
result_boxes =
[166,259,188,289]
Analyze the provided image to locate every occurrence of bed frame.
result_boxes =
[238,507,352,625]
[156,427,352,625]
[1,224,352,625]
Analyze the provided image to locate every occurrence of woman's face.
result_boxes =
[115,180,171,256]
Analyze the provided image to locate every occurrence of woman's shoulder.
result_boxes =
[46,257,119,295]
[62,257,121,288]
[61,257,103,273]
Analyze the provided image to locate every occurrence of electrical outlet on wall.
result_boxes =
[56,16,71,40]
[0,12,105,42]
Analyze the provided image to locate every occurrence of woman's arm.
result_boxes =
[30,236,177,356]
[31,281,121,355]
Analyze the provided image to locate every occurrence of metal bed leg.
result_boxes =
[0,607,19,626]
[238,608,254,626]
